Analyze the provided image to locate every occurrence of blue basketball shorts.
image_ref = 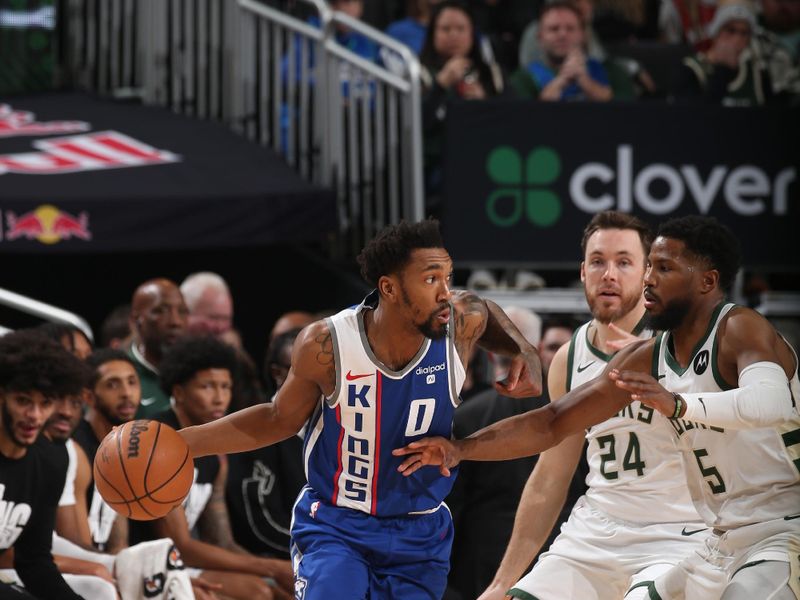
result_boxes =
[290,486,453,600]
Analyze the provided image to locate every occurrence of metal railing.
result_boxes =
[60,0,425,249]
[0,287,94,341]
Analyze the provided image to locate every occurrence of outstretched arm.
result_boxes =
[180,321,331,457]
[452,292,542,397]
[478,345,585,600]
[393,339,651,475]
[613,308,797,429]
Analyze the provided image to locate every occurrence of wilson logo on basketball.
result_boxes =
[126,421,150,459]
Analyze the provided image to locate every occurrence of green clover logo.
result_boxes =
[485,146,562,227]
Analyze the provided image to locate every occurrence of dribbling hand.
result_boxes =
[392,437,461,477]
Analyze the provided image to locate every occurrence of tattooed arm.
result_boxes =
[452,292,542,397]
[180,320,330,458]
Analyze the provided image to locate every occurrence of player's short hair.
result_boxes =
[37,322,93,354]
[540,0,584,26]
[85,349,137,388]
[357,219,445,287]
[0,330,89,396]
[580,210,654,260]
[658,215,742,293]
[159,336,238,394]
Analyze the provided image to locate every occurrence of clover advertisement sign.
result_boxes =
[442,100,798,267]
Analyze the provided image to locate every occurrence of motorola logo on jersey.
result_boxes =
[0,485,32,549]
[416,362,446,376]
[693,350,710,375]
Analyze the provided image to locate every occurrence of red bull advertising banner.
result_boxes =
[0,93,336,253]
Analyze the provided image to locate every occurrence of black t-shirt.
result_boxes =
[225,434,306,559]
[0,437,83,599]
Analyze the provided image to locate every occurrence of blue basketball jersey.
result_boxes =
[303,291,466,517]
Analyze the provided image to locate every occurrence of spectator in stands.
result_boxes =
[386,0,442,54]
[519,0,649,98]
[519,0,606,67]
[181,272,234,339]
[447,307,585,600]
[41,391,118,600]
[420,1,506,198]
[0,331,88,599]
[511,0,614,100]
[761,0,800,59]
[180,271,265,414]
[227,329,307,560]
[129,337,294,600]
[38,322,93,360]
[100,304,131,350]
[753,0,800,104]
[539,316,579,371]
[675,1,780,105]
[659,0,718,50]
[72,350,142,553]
[269,310,315,341]
[127,278,189,418]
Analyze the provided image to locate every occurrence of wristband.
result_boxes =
[671,393,684,419]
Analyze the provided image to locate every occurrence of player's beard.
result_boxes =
[96,401,127,427]
[1,401,34,447]
[646,295,692,331]
[400,284,448,340]
[44,415,71,443]
[588,287,642,325]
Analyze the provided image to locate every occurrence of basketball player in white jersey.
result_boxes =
[477,211,708,600]
[180,219,543,599]
[396,215,799,600]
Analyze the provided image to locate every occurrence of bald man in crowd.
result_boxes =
[128,278,189,418]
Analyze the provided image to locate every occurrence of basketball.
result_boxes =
[93,419,194,521]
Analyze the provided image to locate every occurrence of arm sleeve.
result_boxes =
[14,450,84,600]
[682,361,796,430]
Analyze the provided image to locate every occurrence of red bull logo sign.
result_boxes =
[4,205,91,245]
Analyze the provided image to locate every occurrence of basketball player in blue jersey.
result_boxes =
[180,219,543,599]
[396,215,799,600]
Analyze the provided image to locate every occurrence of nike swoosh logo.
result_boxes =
[699,398,707,416]
[577,361,596,373]
[345,370,372,381]
[785,514,800,521]
[657,374,666,379]
[140,397,157,406]
[681,527,707,536]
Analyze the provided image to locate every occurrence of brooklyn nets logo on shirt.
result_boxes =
[693,350,710,375]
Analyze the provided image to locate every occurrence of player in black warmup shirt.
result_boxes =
[0,330,88,600]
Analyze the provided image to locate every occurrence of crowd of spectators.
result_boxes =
[332,0,800,198]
